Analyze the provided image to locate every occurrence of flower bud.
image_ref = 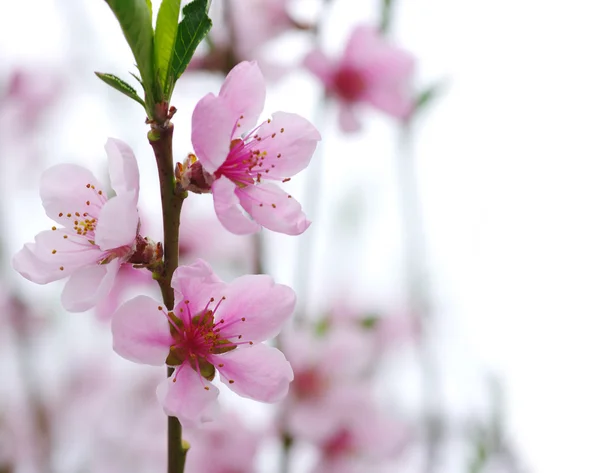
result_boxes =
[176,153,215,194]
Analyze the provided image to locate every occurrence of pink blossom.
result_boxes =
[111,259,295,426]
[304,25,415,132]
[12,138,141,312]
[189,0,308,79]
[185,413,261,473]
[190,61,320,235]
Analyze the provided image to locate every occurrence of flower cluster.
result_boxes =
[12,61,318,427]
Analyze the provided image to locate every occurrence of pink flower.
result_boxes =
[12,138,140,312]
[304,25,415,132]
[111,259,295,426]
[185,413,261,473]
[190,61,321,235]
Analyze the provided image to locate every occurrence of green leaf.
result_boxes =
[154,0,181,97]
[104,0,156,108]
[146,0,152,18]
[95,72,146,107]
[170,0,212,85]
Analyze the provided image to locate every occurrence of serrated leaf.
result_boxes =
[170,0,212,84]
[155,0,181,96]
[95,72,146,107]
[104,0,156,109]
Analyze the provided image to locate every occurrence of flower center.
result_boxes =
[166,297,245,381]
[333,66,366,101]
[214,117,286,188]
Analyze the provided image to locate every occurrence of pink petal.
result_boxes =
[95,264,154,321]
[217,274,295,343]
[218,61,266,135]
[212,344,293,403]
[304,49,335,87]
[40,164,105,225]
[212,178,261,235]
[237,183,310,235]
[252,111,321,179]
[61,258,120,312]
[191,93,236,174]
[171,259,222,296]
[156,365,220,426]
[338,102,362,133]
[12,242,65,284]
[342,26,382,66]
[364,86,414,120]
[12,229,104,283]
[105,138,140,197]
[94,191,138,250]
[111,295,172,364]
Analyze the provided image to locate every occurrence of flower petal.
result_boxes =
[251,111,320,179]
[105,138,140,197]
[40,164,105,225]
[191,93,236,174]
[12,242,65,284]
[213,344,293,402]
[156,365,220,426]
[12,228,107,289]
[217,274,295,343]
[218,61,266,135]
[94,191,139,251]
[237,183,310,235]
[338,102,362,133]
[171,259,222,295]
[212,178,261,235]
[303,49,335,87]
[111,295,172,365]
[60,258,120,312]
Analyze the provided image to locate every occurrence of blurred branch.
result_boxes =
[380,0,395,33]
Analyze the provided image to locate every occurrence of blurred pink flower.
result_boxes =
[189,0,308,79]
[186,413,261,473]
[12,138,140,312]
[111,259,295,426]
[304,26,415,132]
[190,61,320,235]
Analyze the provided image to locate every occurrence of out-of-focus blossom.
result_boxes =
[304,26,415,132]
[186,413,262,473]
[111,259,295,426]
[0,68,61,136]
[12,138,141,312]
[189,0,310,78]
[188,61,320,235]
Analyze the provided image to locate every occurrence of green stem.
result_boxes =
[148,119,187,473]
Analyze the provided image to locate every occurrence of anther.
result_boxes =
[277,153,281,158]
[59,266,64,271]
[86,184,91,188]
[63,235,68,239]
[241,317,246,321]
[67,213,71,218]
[272,204,277,208]
[52,226,57,231]
[158,306,163,311]
[204,386,209,391]
[59,212,63,217]
[271,133,276,138]
[282,178,291,183]
[52,249,57,254]
[218,363,224,367]
[86,201,90,206]
[280,128,284,133]
[228,380,234,384]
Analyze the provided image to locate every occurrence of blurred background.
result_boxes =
[2,0,600,472]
